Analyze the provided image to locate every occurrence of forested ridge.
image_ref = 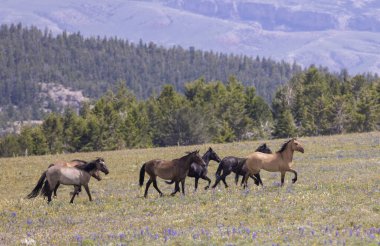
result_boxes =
[0,24,379,157]
[0,67,379,157]
[0,23,300,125]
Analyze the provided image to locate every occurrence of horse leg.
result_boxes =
[221,174,229,188]
[211,176,221,188]
[280,171,286,186]
[181,179,186,196]
[235,173,239,185]
[202,176,211,190]
[152,180,163,197]
[144,179,153,198]
[194,177,199,191]
[171,181,180,196]
[255,173,264,186]
[53,182,60,197]
[250,175,260,186]
[83,184,92,201]
[70,185,80,203]
[288,169,298,183]
[242,173,250,189]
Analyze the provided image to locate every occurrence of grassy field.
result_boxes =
[0,132,379,245]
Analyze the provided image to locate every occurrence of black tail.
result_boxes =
[165,180,175,185]
[139,164,146,187]
[41,180,50,197]
[215,162,223,179]
[27,171,47,199]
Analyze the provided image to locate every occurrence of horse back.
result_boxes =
[145,159,186,181]
[47,166,90,186]
[246,152,279,173]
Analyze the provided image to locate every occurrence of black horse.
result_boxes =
[212,143,272,189]
[166,147,221,191]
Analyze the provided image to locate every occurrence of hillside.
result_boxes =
[0,24,300,127]
[1,0,380,74]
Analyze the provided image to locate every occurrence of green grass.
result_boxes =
[0,132,379,245]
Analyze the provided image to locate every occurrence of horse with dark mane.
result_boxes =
[243,138,304,188]
[212,143,272,189]
[139,150,206,198]
[47,159,102,197]
[165,147,221,191]
[27,158,109,203]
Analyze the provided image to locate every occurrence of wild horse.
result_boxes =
[27,158,109,203]
[211,143,272,189]
[165,147,221,191]
[139,150,206,198]
[243,138,304,188]
[47,159,102,197]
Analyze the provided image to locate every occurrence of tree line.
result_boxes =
[0,68,379,157]
[0,23,300,127]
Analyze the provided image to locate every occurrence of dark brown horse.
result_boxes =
[139,150,206,198]
[243,138,304,187]
[165,147,222,191]
[27,158,109,203]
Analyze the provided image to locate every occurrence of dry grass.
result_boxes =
[0,132,379,245]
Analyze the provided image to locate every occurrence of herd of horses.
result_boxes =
[27,138,305,203]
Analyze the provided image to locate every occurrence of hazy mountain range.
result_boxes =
[1,0,380,75]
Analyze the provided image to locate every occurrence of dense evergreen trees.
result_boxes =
[0,24,300,127]
[0,24,379,157]
[0,68,378,157]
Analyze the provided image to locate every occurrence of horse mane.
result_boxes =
[277,140,292,153]
[71,159,87,164]
[74,159,98,172]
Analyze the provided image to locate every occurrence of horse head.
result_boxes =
[95,157,109,175]
[207,147,222,162]
[255,143,272,154]
[290,138,304,153]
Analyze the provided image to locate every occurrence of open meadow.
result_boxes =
[0,132,379,245]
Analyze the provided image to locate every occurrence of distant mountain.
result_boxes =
[1,0,380,74]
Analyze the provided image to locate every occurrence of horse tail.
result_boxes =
[215,162,223,179]
[27,171,47,199]
[41,179,50,197]
[165,180,175,185]
[139,164,146,187]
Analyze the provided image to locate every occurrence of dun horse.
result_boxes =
[139,150,206,198]
[243,138,304,188]
[212,143,272,189]
[47,159,102,197]
[27,158,109,203]
[165,147,221,191]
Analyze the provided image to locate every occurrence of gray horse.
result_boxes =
[27,158,109,203]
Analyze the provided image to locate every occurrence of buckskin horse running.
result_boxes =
[242,138,304,188]
[139,150,206,198]
[27,158,109,203]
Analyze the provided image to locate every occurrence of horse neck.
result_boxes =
[280,145,294,163]
[202,152,211,167]
[182,154,197,168]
